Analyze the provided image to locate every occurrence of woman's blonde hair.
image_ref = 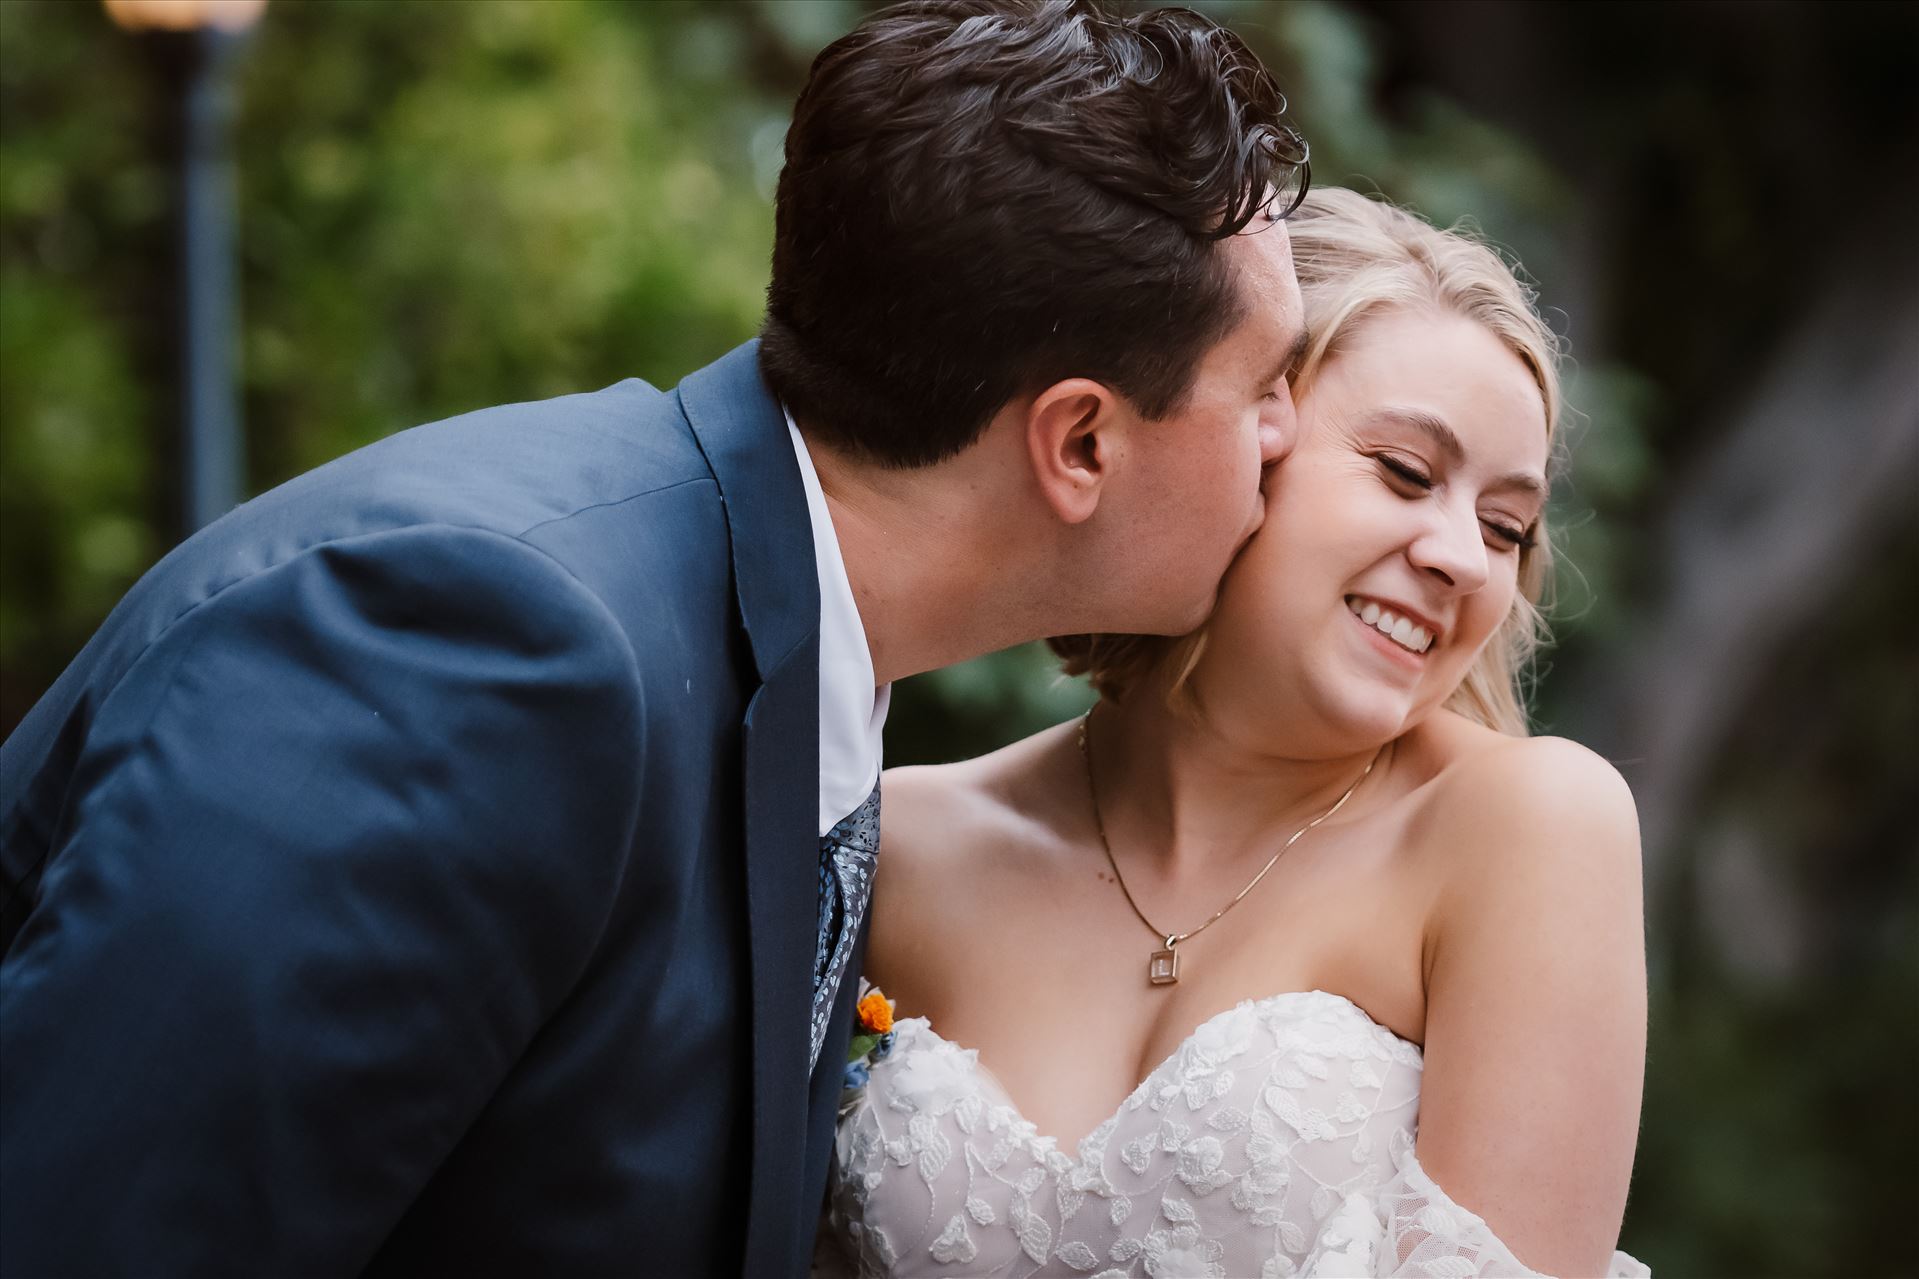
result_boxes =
[1051,187,1562,736]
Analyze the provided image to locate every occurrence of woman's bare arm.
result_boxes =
[1414,736,1648,1277]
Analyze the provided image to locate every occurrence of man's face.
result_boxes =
[1117,217,1306,634]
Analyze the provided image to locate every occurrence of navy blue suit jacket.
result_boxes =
[0,341,854,1276]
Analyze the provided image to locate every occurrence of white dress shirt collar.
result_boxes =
[786,409,891,836]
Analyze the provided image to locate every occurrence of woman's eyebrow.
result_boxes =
[1366,406,1548,498]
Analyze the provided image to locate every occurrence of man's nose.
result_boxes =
[1259,397,1298,467]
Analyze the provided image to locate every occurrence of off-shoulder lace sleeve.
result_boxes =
[1300,1145,1650,1279]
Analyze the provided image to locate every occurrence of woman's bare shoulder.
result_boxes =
[1408,716,1644,949]
[869,719,1086,999]
[1376,715,1643,955]
[1422,724,1638,855]
[880,718,1085,872]
[1412,710,1634,841]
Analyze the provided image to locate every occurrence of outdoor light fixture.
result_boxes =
[103,0,266,536]
[103,0,266,33]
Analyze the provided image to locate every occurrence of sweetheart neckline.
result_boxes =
[889,987,1423,1158]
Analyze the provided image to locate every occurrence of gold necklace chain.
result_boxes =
[1077,708,1384,986]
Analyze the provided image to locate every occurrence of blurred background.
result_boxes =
[1,1,1914,1272]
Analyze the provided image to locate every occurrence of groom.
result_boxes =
[0,2,1308,1274]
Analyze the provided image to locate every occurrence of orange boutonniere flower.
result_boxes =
[857,990,894,1036]
[844,983,899,1107]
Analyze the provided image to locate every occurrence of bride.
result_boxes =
[817,188,1649,1278]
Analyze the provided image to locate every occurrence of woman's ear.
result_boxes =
[1024,377,1124,525]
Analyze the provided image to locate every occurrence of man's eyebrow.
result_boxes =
[1263,330,1310,387]
[1366,406,1548,498]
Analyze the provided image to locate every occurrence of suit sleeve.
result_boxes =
[0,525,645,1278]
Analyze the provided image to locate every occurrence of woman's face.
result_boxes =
[1190,307,1550,753]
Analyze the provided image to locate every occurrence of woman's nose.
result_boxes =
[1409,502,1489,594]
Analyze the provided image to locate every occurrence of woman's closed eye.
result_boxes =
[1483,518,1536,551]
[1377,453,1536,551]
[1375,453,1432,491]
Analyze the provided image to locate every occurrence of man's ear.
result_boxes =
[1024,377,1124,525]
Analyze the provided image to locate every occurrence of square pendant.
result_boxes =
[1148,947,1179,986]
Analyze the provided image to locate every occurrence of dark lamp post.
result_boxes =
[104,0,265,537]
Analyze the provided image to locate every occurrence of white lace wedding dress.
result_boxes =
[816,990,1648,1278]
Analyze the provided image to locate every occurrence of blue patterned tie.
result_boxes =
[810,781,881,1069]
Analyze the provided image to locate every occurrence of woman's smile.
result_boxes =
[1344,594,1439,655]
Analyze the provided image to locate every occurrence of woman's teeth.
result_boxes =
[1347,596,1433,654]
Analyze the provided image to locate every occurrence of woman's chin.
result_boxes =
[1193,644,1435,754]
[1305,682,1420,753]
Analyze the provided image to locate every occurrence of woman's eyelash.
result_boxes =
[1485,522,1537,551]
[1377,455,1432,488]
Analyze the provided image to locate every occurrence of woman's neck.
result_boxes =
[1083,688,1392,880]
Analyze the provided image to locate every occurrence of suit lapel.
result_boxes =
[679,341,816,682]
[679,341,821,1275]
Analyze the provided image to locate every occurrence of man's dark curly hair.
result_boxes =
[760,0,1309,468]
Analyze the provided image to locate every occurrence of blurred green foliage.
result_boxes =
[2,2,1913,1274]
[1,0,157,711]
[2,0,803,725]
